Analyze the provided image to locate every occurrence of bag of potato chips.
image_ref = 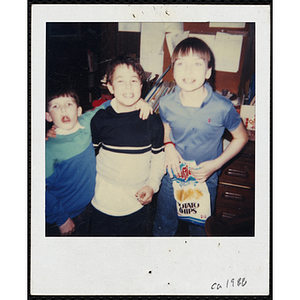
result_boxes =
[171,161,211,227]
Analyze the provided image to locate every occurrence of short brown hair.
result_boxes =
[46,87,80,112]
[106,56,145,85]
[171,37,214,69]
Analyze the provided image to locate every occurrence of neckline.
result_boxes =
[110,98,140,115]
[176,82,212,109]
[109,104,140,117]
[55,122,85,136]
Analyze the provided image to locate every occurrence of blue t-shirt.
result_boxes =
[159,83,241,184]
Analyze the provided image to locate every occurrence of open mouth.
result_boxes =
[123,93,134,98]
[183,79,195,84]
[62,116,71,123]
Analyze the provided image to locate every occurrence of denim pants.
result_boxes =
[153,174,217,236]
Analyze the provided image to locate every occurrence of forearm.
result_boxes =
[214,136,248,170]
[163,123,172,143]
[214,123,249,170]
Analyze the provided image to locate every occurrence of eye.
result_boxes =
[52,104,58,109]
[67,102,74,106]
[195,59,204,66]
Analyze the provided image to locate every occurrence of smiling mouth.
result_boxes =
[123,93,134,98]
[183,79,195,84]
[62,116,71,123]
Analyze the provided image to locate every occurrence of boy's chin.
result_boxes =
[180,84,204,93]
[122,99,140,107]
[55,123,77,132]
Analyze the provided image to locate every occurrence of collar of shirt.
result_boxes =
[174,82,213,109]
[55,122,85,136]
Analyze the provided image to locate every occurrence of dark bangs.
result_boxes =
[46,87,80,111]
[172,37,214,69]
[106,56,145,85]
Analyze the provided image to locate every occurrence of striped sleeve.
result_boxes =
[91,109,104,149]
[147,114,165,193]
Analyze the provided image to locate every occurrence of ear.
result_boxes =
[107,82,114,95]
[205,67,212,80]
[77,106,82,117]
[45,112,53,123]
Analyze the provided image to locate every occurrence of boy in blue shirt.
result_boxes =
[45,86,151,236]
[153,37,249,236]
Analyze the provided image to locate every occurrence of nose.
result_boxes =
[61,104,67,112]
[124,81,132,90]
[186,63,193,74]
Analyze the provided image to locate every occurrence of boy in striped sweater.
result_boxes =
[90,56,165,236]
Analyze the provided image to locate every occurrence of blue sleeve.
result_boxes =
[46,173,69,226]
[45,144,55,179]
[224,102,242,132]
[159,89,179,124]
[79,100,111,126]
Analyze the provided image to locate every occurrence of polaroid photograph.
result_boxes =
[29,3,271,298]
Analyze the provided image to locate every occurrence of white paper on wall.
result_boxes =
[118,22,141,32]
[189,32,243,73]
[164,22,184,33]
[140,51,165,79]
[213,31,243,72]
[166,31,190,57]
[209,22,245,28]
[140,23,166,75]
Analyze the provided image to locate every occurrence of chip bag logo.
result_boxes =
[171,162,195,184]
[179,164,192,181]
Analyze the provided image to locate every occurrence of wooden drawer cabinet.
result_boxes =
[215,184,254,219]
[206,140,255,236]
[219,160,255,189]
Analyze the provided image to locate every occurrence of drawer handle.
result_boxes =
[222,191,245,202]
[225,168,249,178]
[221,212,236,219]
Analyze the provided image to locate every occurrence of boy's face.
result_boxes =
[45,96,82,131]
[173,50,212,93]
[107,64,142,111]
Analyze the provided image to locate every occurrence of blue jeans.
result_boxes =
[153,174,217,236]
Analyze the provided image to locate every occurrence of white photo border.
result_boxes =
[30,4,271,297]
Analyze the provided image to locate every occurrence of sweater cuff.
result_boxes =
[147,179,160,194]
[55,213,70,227]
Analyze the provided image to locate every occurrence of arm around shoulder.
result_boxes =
[81,100,111,124]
